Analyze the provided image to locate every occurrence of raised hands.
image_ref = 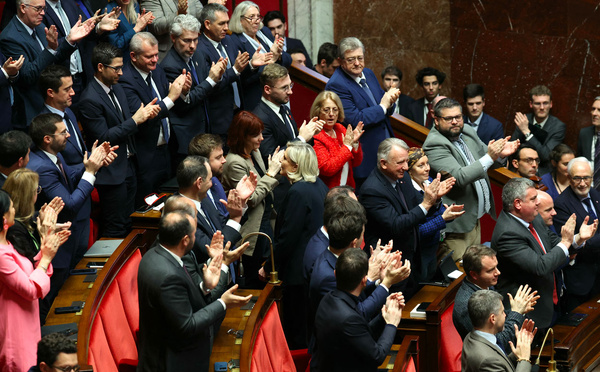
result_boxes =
[177,0,188,15]
[202,252,222,290]
[507,284,539,315]
[234,51,250,72]
[66,16,96,44]
[298,117,325,141]
[134,9,155,33]
[422,173,441,210]
[2,55,24,76]
[381,87,400,110]
[514,112,530,133]
[235,171,258,201]
[441,203,465,222]
[382,251,411,287]
[575,215,599,245]
[560,213,577,247]
[342,122,364,147]
[45,25,59,50]
[508,319,537,362]
[250,45,273,68]
[208,58,227,82]
[37,205,58,238]
[168,72,188,101]
[267,147,284,177]
[220,284,253,308]
[270,36,284,63]
[382,292,405,327]
[132,97,161,124]
[220,189,244,220]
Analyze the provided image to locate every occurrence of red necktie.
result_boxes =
[425,103,433,129]
[528,223,558,305]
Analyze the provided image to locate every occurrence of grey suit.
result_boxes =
[461,331,532,372]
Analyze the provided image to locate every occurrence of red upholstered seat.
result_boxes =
[251,305,297,372]
[439,303,462,372]
[407,356,416,372]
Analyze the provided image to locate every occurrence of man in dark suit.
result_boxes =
[512,85,566,175]
[576,97,600,189]
[39,64,86,168]
[137,210,252,372]
[360,138,450,297]
[509,144,540,178]
[405,67,445,128]
[461,290,536,372]
[314,248,405,372]
[161,14,226,156]
[263,10,313,68]
[381,65,414,117]
[0,130,31,188]
[554,157,600,311]
[0,0,94,129]
[78,42,161,237]
[27,112,114,320]
[120,32,189,207]
[452,245,535,350]
[491,177,597,329]
[314,42,339,78]
[0,52,23,134]
[463,83,504,144]
[325,37,399,186]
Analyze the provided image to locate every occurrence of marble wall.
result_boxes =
[332,0,600,150]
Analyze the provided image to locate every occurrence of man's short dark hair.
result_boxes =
[462,244,496,280]
[323,186,355,225]
[463,83,485,101]
[159,211,194,246]
[381,66,402,81]
[467,290,503,329]
[36,332,77,368]
[176,155,208,189]
[200,3,228,25]
[336,248,368,292]
[92,43,123,72]
[415,67,446,86]
[508,143,538,172]
[530,85,552,100]
[0,131,32,168]
[326,198,366,250]
[263,10,285,25]
[317,42,338,65]
[433,98,461,118]
[188,133,223,158]
[29,113,62,148]
[39,64,71,97]
[288,48,305,56]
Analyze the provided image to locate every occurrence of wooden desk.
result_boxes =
[130,193,170,230]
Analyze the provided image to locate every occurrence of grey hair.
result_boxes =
[285,141,319,183]
[567,156,592,175]
[130,32,158,54]
[502,177,535,212]
[433,98,462,118]
[467,290,504,329]
[200,3,229,25]
[377,138,409,170]
[171,14,201,36]
[229,1,262,34]
[338,37,365,58]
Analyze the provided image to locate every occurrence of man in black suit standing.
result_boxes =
[554,157,600,311]
[137,210,252,372]
[263,10,313,68]
[0,130,31,187]
[0,52,23,134]
[512,85,566,175]
[576,97,600,189]
[314,248,405,372]
[78,42,161,237]
[405,67,445,128]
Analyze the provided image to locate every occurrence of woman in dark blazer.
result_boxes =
[104,0,154,62]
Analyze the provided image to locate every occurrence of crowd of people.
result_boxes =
[1,0,600,371]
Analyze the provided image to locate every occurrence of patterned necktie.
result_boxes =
[455,137,491,212]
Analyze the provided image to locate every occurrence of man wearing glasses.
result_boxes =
[0,0,94,129]
[423,97,519,261]
[29,332,80,372]
[325,37,399,189]
[510,144,540,178]
[554,157,600,312]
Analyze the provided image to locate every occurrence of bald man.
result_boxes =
[537,190,557,233]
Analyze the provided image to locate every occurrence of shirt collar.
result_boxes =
[181,193,202,213]
[94,77,112,94]
[508,212,530,228]
[473,330,498,345]
[262,95,281,113]
[534,115,549,128]
[352,72,366,85]
[159,244,183,267]
[467,113,483,127]
[132,63,150,81]
[320,226,329,239]
[203,33,220,49]
[16,16,36,36]
[45,104,65,116]
[42,149,58,165]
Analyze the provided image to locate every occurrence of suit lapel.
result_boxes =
[65,108,86,154]
[91,80,121,123]
[374,169,406,211]
[199,35,221,63]
[154,245,197,289]
[472,332,513,366]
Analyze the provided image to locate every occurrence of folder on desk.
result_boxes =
[84,239,124,257]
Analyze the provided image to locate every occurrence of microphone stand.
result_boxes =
[532,328,557,372]
[240,231,280,284]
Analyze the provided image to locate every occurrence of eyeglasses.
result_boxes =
[272,83,293,92]
[572,176,592,183]
[52,365,80,372]
[439,115,463,123]
[518,157,540,165]
[242,15,263,23]
[50,129,69,137]
[102,64,123,72]
[344,56,364,64]
[320,107,339,114]
[37,185,42,194]
[24,4,46,13]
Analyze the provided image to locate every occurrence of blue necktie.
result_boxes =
[217,43,241,108]
[583,198,597,221]
[188,60,199,85]
[146,72,169,143]
[359,78,377,106]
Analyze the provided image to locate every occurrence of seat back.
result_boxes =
[439,303,462,372]
[250,304,297,372]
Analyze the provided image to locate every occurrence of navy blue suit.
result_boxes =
[254,99,298,163]
[0,15,76,128]
[325,67,394,179]
[161,47,213,154]
[0,52,15,134]
[198,34,244,135]
[464,112,504,145]
[39,106,86,167]
[303,227,329,284]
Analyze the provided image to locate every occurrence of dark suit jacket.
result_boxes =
[405,97,427,126]
[77,79,137,185]
[325,67,394,178]
[511,113,566,175]
[360,169,432,262]
[254,99,298,162]
[161,47,213,152]
[577,126,595,161]
[491,212,569,328]
[396,93,415,117]
[461,331,530,372]
[0,15,76,128]
[26,149,93,268]
[198,34,244,134]
[137,243,227,372]
[314,289,396,372]
[286,37,313,68]
[39,106,86,167]
[465,112,505,145]
[0,52,15,134]
[554,186,600,296]
[303,227,329,283]
[264,178,328,286]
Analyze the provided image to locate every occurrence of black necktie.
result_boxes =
[279,105,295,139]
[108,89,125,121]
[56,156,69,186]
[583,198,598,221]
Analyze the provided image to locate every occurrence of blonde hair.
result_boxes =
[309,90,345,123]
[285,141,319,183]
[2,168,38,224]
[229,1,263,34]
[116,0,138,25]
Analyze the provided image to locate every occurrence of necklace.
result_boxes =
[553,174,565,193]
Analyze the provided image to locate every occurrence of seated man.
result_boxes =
[462,290,536,372]
[463,83,504,144]
[313,42,339,78]
[29,332,78,372]
[509,144,540,178]
[452,244,536,350]
[0,130,31,187]
[381,65,414,116]
[314,248,406,372]
[405,67,445,128]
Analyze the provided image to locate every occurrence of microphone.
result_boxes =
[531,328,556,372]
[241,231,281,284]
